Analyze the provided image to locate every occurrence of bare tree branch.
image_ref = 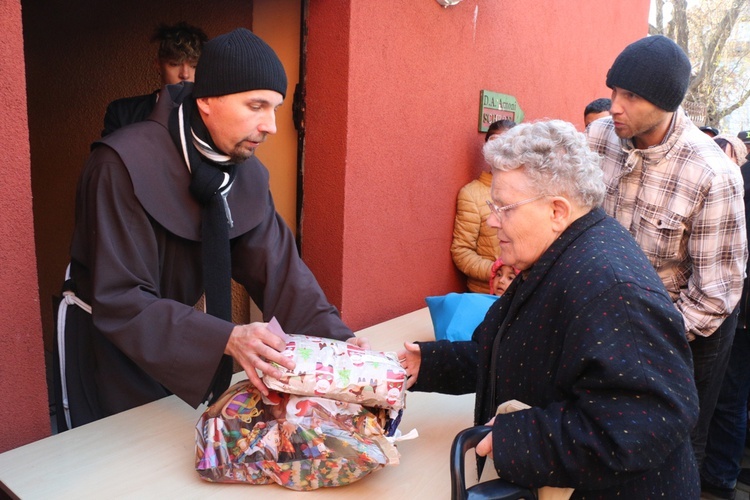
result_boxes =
[672,0,689,52]
[638,0,750,124]
[656,0,665,31]
[713,86,750,123]
[689,2,746,94]
[652,0,665,34]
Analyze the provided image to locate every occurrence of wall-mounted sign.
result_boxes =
[478,90,524,132]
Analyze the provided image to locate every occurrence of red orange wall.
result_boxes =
[0,0,49,451]
[0,0,650,453]
[304,1,650,331]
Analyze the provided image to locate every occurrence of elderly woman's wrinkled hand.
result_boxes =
[476,416,496,457]
[397,342,422,389]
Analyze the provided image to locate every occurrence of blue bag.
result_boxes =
[424,292,499,342]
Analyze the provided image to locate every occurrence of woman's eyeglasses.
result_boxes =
[486,194,548,219]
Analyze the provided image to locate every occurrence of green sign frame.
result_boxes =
[478,90,524,132]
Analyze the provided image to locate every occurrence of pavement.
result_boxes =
[700,447,750,500]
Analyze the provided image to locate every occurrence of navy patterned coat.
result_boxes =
[414,207,700,498]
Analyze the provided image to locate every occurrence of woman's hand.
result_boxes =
[397,342,422,389]
[476,416,495,457]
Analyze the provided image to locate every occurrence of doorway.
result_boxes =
[21,0,304,430]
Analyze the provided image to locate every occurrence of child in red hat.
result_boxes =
[489,258,518,296]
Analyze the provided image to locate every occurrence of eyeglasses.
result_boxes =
[486,194,548,219]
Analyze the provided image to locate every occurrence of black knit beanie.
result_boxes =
[606,35,691,112]
[193,28,287,99]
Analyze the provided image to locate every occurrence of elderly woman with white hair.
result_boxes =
[399,120,700,497]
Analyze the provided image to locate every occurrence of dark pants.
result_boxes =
[690,308,739,467]
[701,325,750,489]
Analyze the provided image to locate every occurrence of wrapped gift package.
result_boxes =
[262,335,407,410]
[195,380,401,490]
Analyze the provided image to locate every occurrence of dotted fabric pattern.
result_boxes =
[413,208,700,498]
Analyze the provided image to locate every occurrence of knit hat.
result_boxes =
[738,130,750,147]
[606,35,691,112]
[193,28,287,99]
[699,126,719,137]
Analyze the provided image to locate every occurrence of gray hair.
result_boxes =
[482,119,605,208]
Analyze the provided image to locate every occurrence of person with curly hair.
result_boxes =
[101,21,208,137]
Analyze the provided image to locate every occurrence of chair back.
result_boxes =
[450,425,537,500]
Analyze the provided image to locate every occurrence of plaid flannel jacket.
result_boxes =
[587,110,747,339]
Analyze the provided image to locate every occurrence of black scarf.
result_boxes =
[169,96,236,404]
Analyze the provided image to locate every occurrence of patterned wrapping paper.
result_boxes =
[262,335,408,410]
[195,381,401,490]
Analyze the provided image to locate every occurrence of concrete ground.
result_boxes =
[701,447,750,500]
[735,449,750,500]
[738,487,750,500]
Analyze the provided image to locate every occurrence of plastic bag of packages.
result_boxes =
[195,380,402,490]
[262,335,408,410]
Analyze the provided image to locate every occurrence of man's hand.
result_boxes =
[396,342,422,389]
[224,322,295,396]
[346,335,371,350]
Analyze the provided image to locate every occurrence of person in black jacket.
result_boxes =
[399,120,700,497]
[101,21,207,137]
[700,154,750,500]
